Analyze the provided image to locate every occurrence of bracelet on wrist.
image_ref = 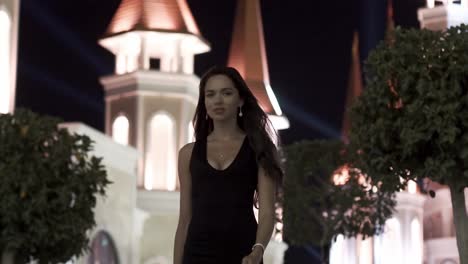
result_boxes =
[251,243,265,254]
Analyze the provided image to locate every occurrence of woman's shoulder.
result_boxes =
[178,142,196,169]
[179,142,196,156]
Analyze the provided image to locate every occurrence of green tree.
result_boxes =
[0,108,111,263]
[349,25,468,263]
[282,140,395,262]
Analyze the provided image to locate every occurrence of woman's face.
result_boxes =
[204,74,243,121]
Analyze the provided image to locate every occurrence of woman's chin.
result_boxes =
[210,115,236,122]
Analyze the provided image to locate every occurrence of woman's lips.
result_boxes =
[213,108,225,114]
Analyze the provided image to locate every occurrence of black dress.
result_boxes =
[182,136,262,264]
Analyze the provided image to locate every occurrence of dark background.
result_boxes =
[15,0,425,145]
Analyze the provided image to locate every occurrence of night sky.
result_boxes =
[15,0,425,145]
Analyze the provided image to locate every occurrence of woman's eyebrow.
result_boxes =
[205,87,234,93]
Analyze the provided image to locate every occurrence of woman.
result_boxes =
[173,66,283,264]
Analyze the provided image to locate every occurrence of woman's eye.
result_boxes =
[223,92,232,96]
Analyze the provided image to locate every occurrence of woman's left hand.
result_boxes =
[241,248,262,264]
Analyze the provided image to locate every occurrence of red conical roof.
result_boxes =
[342,31,363,144]
[343,0,394,142]
[104,0,201,37]
[227,0,280,115]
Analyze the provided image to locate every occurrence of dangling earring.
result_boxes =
[239,106,243,117]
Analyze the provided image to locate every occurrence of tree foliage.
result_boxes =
[0,108,111,263]
[349,24,468,263]
[349,25,468,191]
[282,140,395,248]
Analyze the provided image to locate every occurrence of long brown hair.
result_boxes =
[192,66,284,186]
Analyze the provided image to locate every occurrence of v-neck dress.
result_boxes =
[182,136,260,263]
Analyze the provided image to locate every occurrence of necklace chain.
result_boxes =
[209,135,244,161]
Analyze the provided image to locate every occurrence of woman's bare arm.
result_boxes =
[248,165,276,261]
[173,143,194,264]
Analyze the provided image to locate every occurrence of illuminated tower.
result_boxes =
[99,0,210,191]
[227,0,289,133]
[98,1,210,261]
[0,0,20,114]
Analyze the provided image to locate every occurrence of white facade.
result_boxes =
[0,0,19,114]
[59,123,142,264]
[100,31,209,75]
[423,188,464,264]
[418,0,468,30]
[330,190,426,264]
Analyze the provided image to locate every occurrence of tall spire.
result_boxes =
[343,0,394,143]
[227,0,288,129]
[342,31,363,144]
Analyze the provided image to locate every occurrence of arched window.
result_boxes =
[87,230,119,264]
[410,218,422,264]
[112,115,129,145]
[359,236,373,264]
[0,9,11,114]
[145,112,176,190]
[329,234,345,264]
[374,218,402,264]
[407,180,417,194]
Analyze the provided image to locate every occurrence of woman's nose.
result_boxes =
[213,94,223,103]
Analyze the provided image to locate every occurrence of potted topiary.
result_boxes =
[0,108,111,263]
[349,24,468,263]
